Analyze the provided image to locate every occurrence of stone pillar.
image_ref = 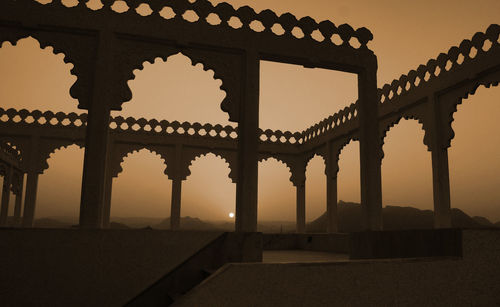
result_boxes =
[235,52,259,232]
[295,182,306,233]
[101,174,113,228]
[428,95,452,228]
[325,141,339,233]
[431,148,452,228]
[0,166,13,227]
[291,160,307,233]
[169,144,184,231]
[357,66,383,230]
[13,174,24,227]
[170,177,182,230]
[22,172,39,228]
[79,30,114,229]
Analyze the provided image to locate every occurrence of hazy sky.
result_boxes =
[1,0,499,224]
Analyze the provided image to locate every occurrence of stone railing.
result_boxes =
[32,0,373,50]
[379,24,500,105]
[0,108,87,127]
[301,102,358,143]
[259,129,303,145]
[300,24,500,143]
[0,107,303,146]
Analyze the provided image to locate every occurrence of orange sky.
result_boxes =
[1,0,499,224]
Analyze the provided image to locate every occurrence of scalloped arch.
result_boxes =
[381,115,427,148]
[258,155,295,185]
[40,142,84,173]
[446,80,500,148]
[379,116,428,161]
[186,151,237,183]
[258,155,292,170]
[118,46,240,121]
[0,33,91,109]
[113,147,169,178]
[305,153,326,169]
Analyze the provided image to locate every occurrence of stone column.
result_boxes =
[295,182,306,233]
[22,172,39,228]
[79,30,114,229]
[169,144,184,231]
[0,165,13,227]
[13,174,24,227]
[101,174,113,228]
[22,136,41,228]
[325,141,339,233]
[357,66,383,230]
[428,95,452,228]
[291,160,307,233]
[101,137,115,229]
[170,177,182,230]
[235,52,260,232]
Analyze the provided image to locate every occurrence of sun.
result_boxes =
[228,212,235,219]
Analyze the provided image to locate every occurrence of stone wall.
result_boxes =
[0,229,224,306]
[175,229,500,307]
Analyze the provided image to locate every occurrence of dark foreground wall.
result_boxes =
[350,228,463,259]
[263,233,349,253]
[175,230,500,307]
[0,229,260,307]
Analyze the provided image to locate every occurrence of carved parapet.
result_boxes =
[297,24,500,149]
[0,107,87,128]
[110,116,238,140]
[0,107,309,148]
[259,129,303,146]
[301,102,358,143]
[32,0,372,50]
[4,0,375,120]
[379,24,500,106]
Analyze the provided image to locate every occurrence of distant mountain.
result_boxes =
[155,216,217,230]
[34,218,72,228]
[307,201,498,233]
[110,217,164,228]
[472,216,495,227]
[109,221,130,229]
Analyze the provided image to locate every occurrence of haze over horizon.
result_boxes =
[0,0,499,224]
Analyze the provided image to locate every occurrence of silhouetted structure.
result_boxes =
[0,0,499,234]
